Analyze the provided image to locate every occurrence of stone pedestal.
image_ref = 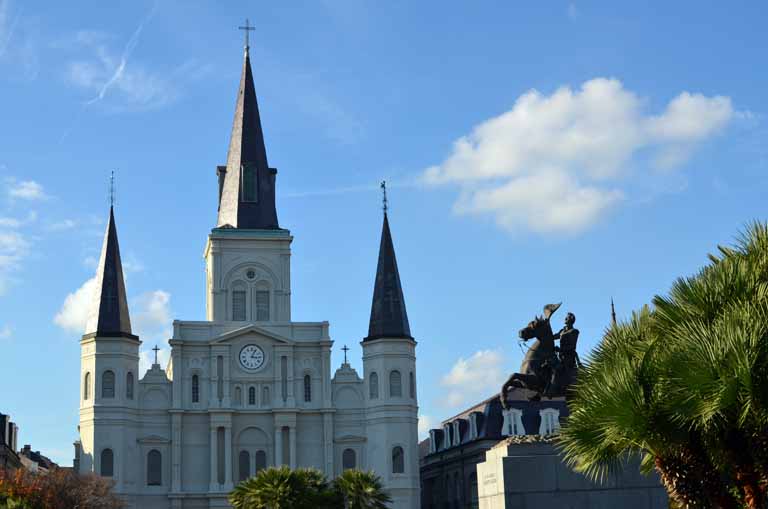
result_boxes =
[476,439,667,509]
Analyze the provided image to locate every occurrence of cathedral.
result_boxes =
[75,40,420,509]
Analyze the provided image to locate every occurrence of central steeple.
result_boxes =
[216,43,279,229]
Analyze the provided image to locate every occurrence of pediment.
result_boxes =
[210,324,294,345]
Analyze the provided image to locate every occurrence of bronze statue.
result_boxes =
[500,303,580,408]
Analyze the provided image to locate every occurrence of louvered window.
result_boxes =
[249,387,256,405]
[192,375,200,403]
[392,446,404,473]
[241,163,258,202]
[100,449,114,477]
[342,448,356,470]
[369,372,379,399]
[303,375,311,402]
[102,370,115,399]
[239,451,250,482]
[389,370,402,398]
[233,290,246,321]
[255,290,269,321]
[126,372,134,400]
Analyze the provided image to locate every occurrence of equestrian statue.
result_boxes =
[500,302,580,408]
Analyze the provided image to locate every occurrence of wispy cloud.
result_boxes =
[424,78,736,235]
[6,178,46,200]
[47,219,77,231]
[280,178,417,199]
[0,0,37,79]
[0,324,11,339]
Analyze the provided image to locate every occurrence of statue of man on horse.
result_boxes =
[500,302,581,408]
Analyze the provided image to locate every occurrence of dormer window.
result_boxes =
[502,408,525,436]
[241,163,258,202]
[442,424,452,449]
[452,420,462,446]
[539,408,561,436]
[469,413,479,440]
[428,430,437,454]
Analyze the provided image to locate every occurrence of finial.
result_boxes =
[342,345,349,364]
[380,180,388,215]
[238,18,255,50]
[611,297,617,326]
[109,170,115,208]
[152,345,160,365]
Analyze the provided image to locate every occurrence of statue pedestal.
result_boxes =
[476,438,667,509]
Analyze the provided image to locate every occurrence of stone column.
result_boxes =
[209,351,218,409]
[171,413,182,492]
[286,349,296,407]
[171,343,182,409]
[223,346,231,408]
[274,426,283,466]
[289,426,296,468]
[323,413,333,477]
[209,426,218,491]
[224,425,233,489]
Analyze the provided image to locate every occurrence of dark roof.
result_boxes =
[216,46,279,230]
[365,213,412,341]
[83,207,136,340]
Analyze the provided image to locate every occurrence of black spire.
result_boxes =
[365,213,412,341]
[216,45,279,229]
[84,207,136,339]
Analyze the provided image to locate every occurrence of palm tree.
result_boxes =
[229,466,336,509]
[333,470,392,509]
[560,223,768,508]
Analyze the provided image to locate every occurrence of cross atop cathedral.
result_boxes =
[381,180,388,214]
[152,345,160,365]
[342,345,349,364]
[238,18,255,49]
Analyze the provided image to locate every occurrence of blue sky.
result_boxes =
[0,1,766,465]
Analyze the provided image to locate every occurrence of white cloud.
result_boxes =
[0,229,30,295]
[418,414,435,439]
[131,290,171,340]
[440,349,507,409]
[424,78,734,234]
[0,0,38,79]
[53,277,96,333]
[0,217,20,228]
[7,179,46,200]
[0,324,11,339]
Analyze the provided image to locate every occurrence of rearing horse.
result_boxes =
[500,303,560,407]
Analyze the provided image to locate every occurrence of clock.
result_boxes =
[239,344,265,371]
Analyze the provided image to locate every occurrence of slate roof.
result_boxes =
[365,213,412,341]
[84,207,136,339]
[216,46,280,230]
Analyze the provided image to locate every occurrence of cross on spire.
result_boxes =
[380,180,388,214]
[342,345,349,364]
[238,18,255,49]
[152,345,160,365]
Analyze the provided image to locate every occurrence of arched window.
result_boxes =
[342,448,356,470]
[232,282,247,321]
[234,386,242,406]
[100,448,114,477]
[192,374,200,403]
[261,386,270,406]
[369,372,379,399]
[126,372,134,400]
[389,370,402,398]
[147,449,161,486]
[303,374,311,402]
[102,370,115,399]
[238,450,250,482]
[392,446,404,474]
[255,289,270,321]
[248,387,256,406]
[409,371,415,399]
[255,450,267,472]
[83,372,91,400]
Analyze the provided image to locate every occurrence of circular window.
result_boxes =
[246,269,256,280]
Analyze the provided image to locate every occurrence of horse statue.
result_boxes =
[500,303,580,408]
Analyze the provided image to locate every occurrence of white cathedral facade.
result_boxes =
[75,42,420,509]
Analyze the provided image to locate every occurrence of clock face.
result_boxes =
[239,344,265,371]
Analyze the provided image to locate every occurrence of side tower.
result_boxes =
[79,206,140,493]
[362,211,419,508]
